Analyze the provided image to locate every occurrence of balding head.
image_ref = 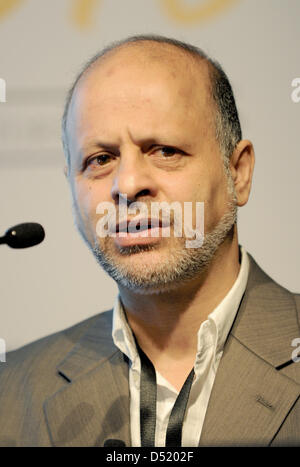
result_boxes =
[62,35,242,171]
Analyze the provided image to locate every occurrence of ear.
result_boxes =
[229,140,255,207]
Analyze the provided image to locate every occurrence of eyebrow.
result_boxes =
[80,141,121,155]
[79,136,193,158]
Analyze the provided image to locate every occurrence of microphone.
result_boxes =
[0,223,45,249]
[103,439,126,447]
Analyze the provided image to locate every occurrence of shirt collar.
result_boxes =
[112,246,250,364]
[112,296,138,365]
[205,245,250,355]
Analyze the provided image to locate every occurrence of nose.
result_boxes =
[111,149,158,204]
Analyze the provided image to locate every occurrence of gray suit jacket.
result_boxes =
[0,254,300,447]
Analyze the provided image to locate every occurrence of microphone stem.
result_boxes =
[0,236,7,245]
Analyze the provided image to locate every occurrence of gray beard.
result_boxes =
[90,197,238,295]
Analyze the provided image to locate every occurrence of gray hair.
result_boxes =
[62,34,242,171]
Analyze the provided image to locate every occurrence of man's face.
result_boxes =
[66,44,237,293]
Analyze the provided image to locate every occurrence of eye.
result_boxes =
[85,153,114,169]
[149,145,184,159]
[148,145,189,170]
[158,146,177,157]
[150,146,186,163]
[154,146,179,157]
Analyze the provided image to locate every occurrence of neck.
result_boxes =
[119,232,241,366]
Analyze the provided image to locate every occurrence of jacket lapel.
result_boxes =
[43,311,131,447]
[200,255,300,446]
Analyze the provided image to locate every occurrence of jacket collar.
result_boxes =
[200,254,300,446]
[44,311,131,447]
[56,309,117,382]
[230,254,300,369]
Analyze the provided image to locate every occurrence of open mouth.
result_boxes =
[112,218,171,247]
[115,218,165,234]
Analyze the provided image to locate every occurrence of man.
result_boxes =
[0,34,299,447]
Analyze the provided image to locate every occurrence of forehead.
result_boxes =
[67,43,214,145]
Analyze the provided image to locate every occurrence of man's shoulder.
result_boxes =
[247,252,299,298]
[293,293,300,322]
[293,293,300,304]
[1,309,114,374]
[0,309,115,446]
[236,252,300,337]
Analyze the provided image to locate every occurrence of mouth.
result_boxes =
[112,218,170,247]
[115,218,167,234]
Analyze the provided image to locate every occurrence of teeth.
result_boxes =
[151,219,160,228]
[128,222,149,233]
[117,219,163,233]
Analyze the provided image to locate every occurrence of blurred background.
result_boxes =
[0,0,299,351]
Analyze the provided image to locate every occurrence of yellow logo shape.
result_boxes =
[71,0,102,29]
[0,0,25,20]
[0,0,240,29]
[0,0,102,29]
[159,0,239,25]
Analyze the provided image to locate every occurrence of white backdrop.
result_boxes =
[0,0,299,351]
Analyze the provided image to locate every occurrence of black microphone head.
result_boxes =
[103,439,126,447]
[4,223,45,249]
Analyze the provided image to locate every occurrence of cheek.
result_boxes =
[205,176,232,228]
[189,167,230,228]
[74,182,102,228]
